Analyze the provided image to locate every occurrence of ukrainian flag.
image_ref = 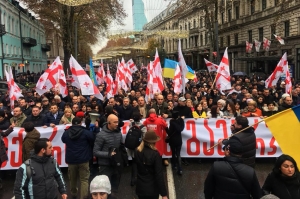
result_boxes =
[89,58,98,86]
[163,58,195,79]
[264,105,300,165]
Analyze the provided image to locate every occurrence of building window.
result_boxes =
[185,24,187,30]
[200,34,203,46]
[248,30,252,42]
[262,0,267,10]
[228,9,232,22]
[227,35,230,46]
[180,25,182,30]
[205,32,208,45]
[235,6,239,19]
[250,0,255,14]
[188,22,191,30]
[258,27,263,41]
[200,18,203,28]
[220,37,224,48]
[234,34,238,45]
[193,19,196,28]
[271,24,276,39]
[275,0,279,6]
[284,20,290,37]
[221,12,224,24]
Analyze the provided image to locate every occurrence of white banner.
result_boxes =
[1,118,281,170]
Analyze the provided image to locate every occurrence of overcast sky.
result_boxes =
[91,0,174,54]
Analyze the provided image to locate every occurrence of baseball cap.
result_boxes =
[178,97,186,102]
[90,175,111,194]
[76,111,85,118]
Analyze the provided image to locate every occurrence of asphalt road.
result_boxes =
[0,158,275,199]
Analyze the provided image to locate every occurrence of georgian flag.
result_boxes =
[254,39,261,52]
[204,58,218,72]
[5,66,23,109]
[246,41,253,53]
[263,37,271,51]
[274,34,285,45]
[215,47,231,94]
[265,53,286,88]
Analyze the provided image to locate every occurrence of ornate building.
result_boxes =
[143,0,300,80]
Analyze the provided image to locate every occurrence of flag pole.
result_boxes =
[208,119,265,151]
[211,72,218,88]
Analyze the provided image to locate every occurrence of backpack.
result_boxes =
[24,158,56,179]
[125,124,144,150]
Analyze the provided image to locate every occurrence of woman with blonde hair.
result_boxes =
[135,130,168,199]
[59,108,75,124]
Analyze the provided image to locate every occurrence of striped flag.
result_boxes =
[89,58,98,86]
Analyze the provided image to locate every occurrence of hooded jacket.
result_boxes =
[167,118,185,146]
[61,125,95,164]
[93,125,122,166]
[13,154,67,199]
[143,113,167,156]
[22,129,41,162]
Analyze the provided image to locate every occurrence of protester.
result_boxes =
[59,107,75,125]
[0,110,10,130]
[61,117,95,199]
[14,138,67,199]
[45,104,64,127]
[90,175,111,199]
[204,138,262,199]
[135,130,168,199]
[10,107,27,127]
[22,122,41,162]
[262,154,300,199]
[22,106,47,127]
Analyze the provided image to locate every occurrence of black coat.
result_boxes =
[23,114,47,127]
[204,156,262,199]
[167,118,185,146]
[21,105,32,117]
[173,105,193,118]
[262,172,300,199]
[0,118,10,130]
[118,105,135,120]
[45,111,64,126]
[135,146,168,197]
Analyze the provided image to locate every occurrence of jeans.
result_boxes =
[68,161,90,199]
[170,145,182,171]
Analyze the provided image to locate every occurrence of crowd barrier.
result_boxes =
[1,118,281,170]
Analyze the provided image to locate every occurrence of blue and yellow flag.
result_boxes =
[163,58,195,79]
[89,58,98,86]
[264,105,300,165]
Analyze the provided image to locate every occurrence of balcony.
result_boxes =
[41,44,51,51]
[22,37,37,47]
[189,28,199,35]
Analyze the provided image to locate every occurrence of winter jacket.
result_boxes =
[0,127,14,164]
[23,114,47,127]
[45,111,64,126]
[152,102,172,118]
[278,102,293,112]
[61,125,95,164]
[242,108,262,117]
[93,125,122,166]
[204,156,262,199]
[262,172,300,199]
[143,113,167,156]
[118,105,135,120]
[10,113,27,127]
[22,129,40,162]
[173,105,193,118]
[21,105,32,117]
[232,127,256,168]
[135,146,168,197]
[0,118,10,130]
[167,118,185,147]
[262,106,279,117]
[59,114,75,125]
[13,154,67,199]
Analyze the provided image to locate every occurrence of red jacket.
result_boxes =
[143,113,167,156]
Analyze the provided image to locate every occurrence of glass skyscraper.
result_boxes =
[132,0,147,31]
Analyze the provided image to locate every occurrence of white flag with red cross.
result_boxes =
[36,56,67,97]
[145,62,154,103]
[282,54,292,94]
[254,39,261,52]
[178,39,188,94]
[263,37,271,51]
[105,64,114,99]
[204,58,218,72]
[274,34,285,45]
[246,41,253,53]
[96,59,105,85]
[173,63,182,94]
[69,55,103,100]
[265,53,286,88]
[127,59,138,74]
[215,47,231,94]
[153,48,164,93]
[5,66,23,109]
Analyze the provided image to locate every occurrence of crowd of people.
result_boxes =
[0,67,299,199]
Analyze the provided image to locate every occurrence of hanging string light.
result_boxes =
[56,0,94,6]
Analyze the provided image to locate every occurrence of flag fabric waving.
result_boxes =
[89,58,98,86]
[204,58,218,72]
[264,105,300,166]
[145,62,154,102]
[127,59,138,74]
[254,39,261,52]
[265,53,286,88]
[173,64,182,94]
[274,34,285,45]
[105,64,114,99]
[215,47,231,93]
[36,56,67,97]
[153,48,164,93]
[263,37,271,51]
[69,55,103,100]
[96,60,105,85]
[246,41,253,53]
[178,39,188,94]
[282,54,292,94]
[5,66,23,109]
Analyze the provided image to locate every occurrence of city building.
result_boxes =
[0,0,49,79]
[132,0,148,31]
[143,0,300,80]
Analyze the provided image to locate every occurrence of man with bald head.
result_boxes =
[152,94,172,118]
[93,114,123,198]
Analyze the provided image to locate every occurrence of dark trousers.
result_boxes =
[98,165,122,193]
[138,195,159,199]
[170,145,182,170]
[131,158,137,184]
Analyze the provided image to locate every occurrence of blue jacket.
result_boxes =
[45,111,64,126]
[61,125,95,164]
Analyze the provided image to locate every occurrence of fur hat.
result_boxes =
[143,130,160,143]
